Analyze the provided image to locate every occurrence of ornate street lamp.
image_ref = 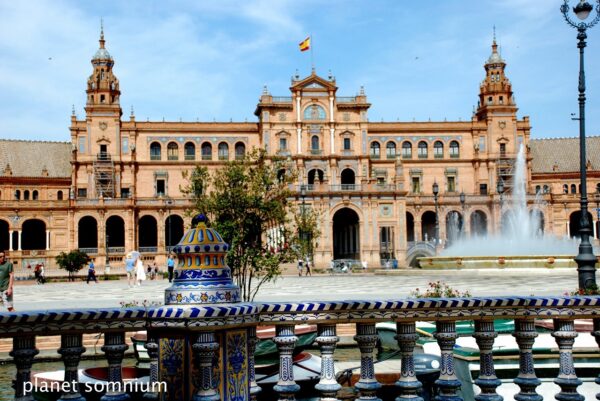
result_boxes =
[561,0,600,290]
[432,182,440,244]
[300,185,307,259]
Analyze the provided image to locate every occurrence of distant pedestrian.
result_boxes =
[0,251,14,311]
[167,255,175,283]
[38,263,46,284]
[297,259,303,276]
[125,252,136,288]
[153,262,159,279]
[136,258,146,286]
[305,258,311,276]
[86,259,98,284]
[361,260,368,270]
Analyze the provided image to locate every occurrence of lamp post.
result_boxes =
[300,185,307,260]
[561,0,600,290]
[595,188,600,241]
[497,179,505,235]
[460,191,466,237]
[166,199,173,257]
[432,182,439,245]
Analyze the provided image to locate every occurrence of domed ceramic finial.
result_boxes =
[192,213,208,227]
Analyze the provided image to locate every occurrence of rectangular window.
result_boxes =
[79,137,86,153]
[447,176,456,193]
[411,177,420,193]
[279,138,287,150]
[479,183,488,195]
[121,188,130,198]
[343,138,351,150]
[122,138,128,154]
[479,137,485,152]
[402,146,412,158]
[156,180,165,196]
[77,188,87,198]
[500,143,506,158]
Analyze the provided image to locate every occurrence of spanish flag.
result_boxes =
[299,36,310,52]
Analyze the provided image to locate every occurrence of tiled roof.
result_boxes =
[530,136,600,174]
[0,139,71,178]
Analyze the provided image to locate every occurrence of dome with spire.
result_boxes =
[92,22,112,62]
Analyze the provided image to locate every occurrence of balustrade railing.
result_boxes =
[139,246,158,253]
[2,296,599,400]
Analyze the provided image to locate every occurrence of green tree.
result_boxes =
[55,250,90,281]
[293,202,321,263]
[183,148,319,301]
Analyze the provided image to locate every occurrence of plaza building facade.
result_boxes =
[1,32,600,273]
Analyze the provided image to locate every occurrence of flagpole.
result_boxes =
[310,34,314,73]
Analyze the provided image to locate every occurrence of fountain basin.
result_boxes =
[417,255,599,269]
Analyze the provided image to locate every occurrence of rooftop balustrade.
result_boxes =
[2,295,599,400]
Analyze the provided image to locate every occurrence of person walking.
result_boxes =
[136,257,146,286]
[297,259,303,276]
[86,259,98,284]
[304,258,312,276]
[0,251,15,311]
[125,252,136,288]
[167,255,175,283]
[39,263,46,284]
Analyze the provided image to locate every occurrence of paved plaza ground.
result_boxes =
[8,268,582,311]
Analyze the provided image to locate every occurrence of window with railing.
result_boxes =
[402,142,412,159]
[202,142,212,160]
[386,142,396,159]
[450,140,460,158]
[418,141,428,158]
[150,142,161,161]
[370,141,380,158]
[235,142,246,160]
[184,142,195,160]
[218,142,229,160]
[167,142,179,161]
[434,141,444,158]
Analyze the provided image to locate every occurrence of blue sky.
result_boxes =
[0,0,599,141]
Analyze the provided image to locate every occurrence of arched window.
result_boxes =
[402,141,412,158]
[449,140,460,158]
[563,184,569,194]
[535,185,541,194]
[418,141,428,158]
[543,185,550,194]
[167,142,179,161]
[24,190,30,200]
[57,190,63,200]
[15,190,20,200]
[32,190,38,200]
[386,142,396,158]
[235,142,246,160]
[370,141,381,158]
[201,142,212,160]
[311,135,319,150]
[433,141,444,158]
[571,184,576,194]
[184,142,195,160]
[150,142,161,160]
[303,104,326,120]
[218,142,229,160]
[597,182,600,193]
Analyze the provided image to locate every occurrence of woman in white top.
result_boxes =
[135,258,146,286]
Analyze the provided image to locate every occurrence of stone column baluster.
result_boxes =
[434,321,462,401]
[10,335,39,401]
[552,319,583,401]
[273,324,300,401]
[143,333,160,400]
[593,318,600,400]
[472,321,501,401]
[512,319,542,401]
[248,327,262,401]
[353,323,382,401]
[315,324,341,401]
[394,322,422,401]
[101,331,131,401]
[57,334,86,401]
[192,331,220,401]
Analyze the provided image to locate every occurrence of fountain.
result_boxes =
[419,145,597,269]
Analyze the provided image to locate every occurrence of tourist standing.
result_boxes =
[86,259,98,284]
[125,252,136,288]
[304,258,311,276]
[136,257,146,286]
[39,263,46,284]
[297,259,303,276]
[167,255,175,283]
[0,251,14,311]
[153,262,159,279]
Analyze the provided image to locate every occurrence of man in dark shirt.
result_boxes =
[0,251,15,311]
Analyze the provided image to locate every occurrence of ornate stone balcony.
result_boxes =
[2,296,599,400]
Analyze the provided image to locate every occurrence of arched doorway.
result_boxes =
[106,216,125,248]
[0,220,8,251]
[78,216,98,250]
[406,212,415,242]
[421,211,436,242]
[21,219,46,250]
[332,208,360,259]
[470,210,488,237]
[445,211,463,245]
[569,211,593,238]
[166,215,184,249]
[340,169,355,189]
[139,215,158,250]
